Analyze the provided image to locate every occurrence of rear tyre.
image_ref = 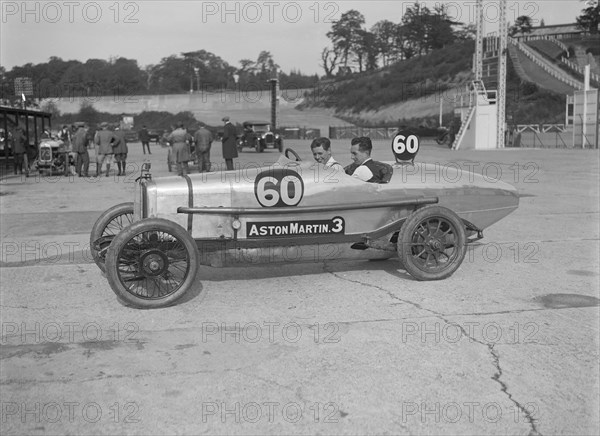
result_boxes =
[105,218,199,308]
[90,202,135,273]
[397,205,466,280]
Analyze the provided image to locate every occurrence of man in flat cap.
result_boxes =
[221,116,238,171]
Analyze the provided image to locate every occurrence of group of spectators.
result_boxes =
[164,116,234,177]
[5,115,396,184]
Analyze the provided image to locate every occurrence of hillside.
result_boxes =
[300,39,574,126]
[301,41,475,114]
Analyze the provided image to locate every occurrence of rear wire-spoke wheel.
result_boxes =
[398,205,466,280]
[90,202,134,272]
[106,219,199,308]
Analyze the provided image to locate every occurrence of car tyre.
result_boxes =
[105,218,199,308]
[397,205,466,281]
[90,202,135,273]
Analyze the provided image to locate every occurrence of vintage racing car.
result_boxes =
[91,138,519,308]
[237,120,283,152]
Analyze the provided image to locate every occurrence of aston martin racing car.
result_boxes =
[91,138,519,308]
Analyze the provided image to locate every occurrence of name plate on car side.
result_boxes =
[246,217,345,238]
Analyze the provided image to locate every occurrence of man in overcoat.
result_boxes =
[194,123,213,173]
[167,122,193,176]
[112,127,129,176]
[221,116,238,171]
[94,122,115,177]
[72,124,89,177]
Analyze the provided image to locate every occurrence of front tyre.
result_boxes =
[105,218,199,308]
[397,205,466,280]
[90,202,134,273]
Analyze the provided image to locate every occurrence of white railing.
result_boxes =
[509,37,583,90]
[560,57,600,84]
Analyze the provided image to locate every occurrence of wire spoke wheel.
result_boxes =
[90,202,134,272]
[116,232,190,299]
[106,219,199,308]
[398,206,466,281]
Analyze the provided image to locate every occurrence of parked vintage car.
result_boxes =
[35,137,73,176]
[148,129,164,143]
[237,120,283,152]
[91,140,519,309]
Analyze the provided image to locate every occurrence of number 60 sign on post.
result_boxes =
[392,133,420,164]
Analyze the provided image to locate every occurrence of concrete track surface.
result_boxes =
[1,140,599,435]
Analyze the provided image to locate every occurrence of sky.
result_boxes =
[0,1,588,76]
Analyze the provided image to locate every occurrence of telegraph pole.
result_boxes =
[474,0,484,81]
[497,0,508,148]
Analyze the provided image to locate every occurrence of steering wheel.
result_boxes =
[284,148,302,161]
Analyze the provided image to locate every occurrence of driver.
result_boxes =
[310,137,342,169]
[345,136,392,183]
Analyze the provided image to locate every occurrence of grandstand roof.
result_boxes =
[512,23,584,39]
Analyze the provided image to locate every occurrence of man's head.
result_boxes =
[222,116,230,123]
[310,137,332,164]
[350,136,372,165]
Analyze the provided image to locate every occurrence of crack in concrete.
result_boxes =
[327,268,542,435]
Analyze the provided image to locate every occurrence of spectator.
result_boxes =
[72,124,90,177]
[94,122,115,177]
[112,127,129,176]
[221,116,238,171]
[138,125,151,154]
[12,127,29,177]
[193,123,213,172]
[167,122,193,176]
[59,125,71,148]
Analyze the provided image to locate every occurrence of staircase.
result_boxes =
[451,106,475,150]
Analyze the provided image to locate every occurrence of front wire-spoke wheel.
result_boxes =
[106,219,199,308]
[90,202,134,272]
[398,205,466,280]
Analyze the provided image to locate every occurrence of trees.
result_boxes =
[576,0,600,34]
[509,15,533,36]
[371,20,400,66]
[320,47,339,78]
[321,4,465,76]
[326,10,365,67]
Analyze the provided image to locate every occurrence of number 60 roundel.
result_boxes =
[254,169,304,207]
[392,133,420,162]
